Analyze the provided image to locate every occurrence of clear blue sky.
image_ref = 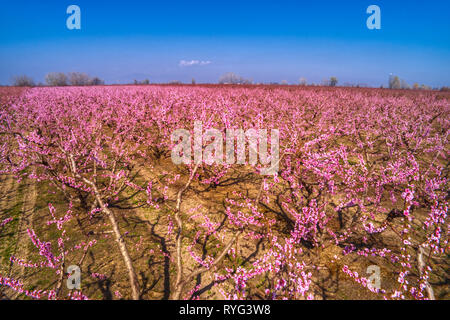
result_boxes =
[1,0,449,86]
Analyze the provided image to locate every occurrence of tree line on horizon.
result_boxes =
[9,72,448,91]
[11,72,104,87]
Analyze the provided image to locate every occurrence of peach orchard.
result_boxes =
[0,85,448,300]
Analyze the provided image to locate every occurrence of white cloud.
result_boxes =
[179,60,212,67]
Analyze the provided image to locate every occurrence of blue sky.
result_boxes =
[0,0,449,86]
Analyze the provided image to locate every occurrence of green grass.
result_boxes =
[0,181,26,268]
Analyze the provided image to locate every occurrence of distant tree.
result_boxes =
[132,79,149,85]
[329,77,338,87]
[389,74,411,89]
[191,78,196,85]
[68,72,91,86]
[12,75,35,87]
[218,72,252,84]
[45,72,68,86]
[169,80,182,85]
[298,77,307,86]
[400,79,410,89]
[388,75,410,89]
[219,72,237,84]
[413,83,419,90]
[89,77,105,86]
[440,86,450,92]
[389,74,401,89]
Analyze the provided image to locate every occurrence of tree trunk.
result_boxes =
[83,177,140,300]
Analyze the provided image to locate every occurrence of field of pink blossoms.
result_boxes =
[0,85,448,300]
